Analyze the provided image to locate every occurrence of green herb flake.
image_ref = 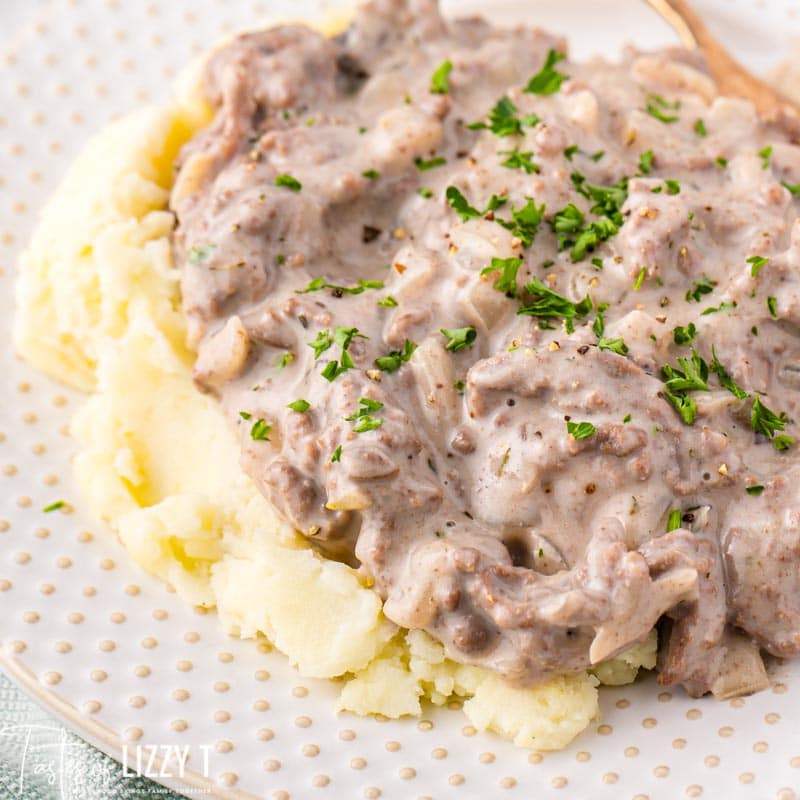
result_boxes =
[414,155,447,171]
[751,395,793,450]
[591,257,604,270]
[666,508,682,532]
[716,156,728,168]
[430,59,454,94]
[639,149,654,175]
[673,322,697,345]
[524,49,569,95]
[296,277,384,296]
[499,147,540,174]
[694,118,707,137]
[782,180,800,197]
[686,276,714,303]
[417,187,434,198]
[592,310,605,337]
[665,179,681,195]
[440,326,477,352]
[747,255,769,277]
[331,445,342,463]
[43,501,65,513]
[633,266,647,291]
[467,95,540,137]
[480,256,521,297]
[746,484,765,496]
[287,399,310,413]
[374,339,417,372]
[590,150,605,162]
[378,295,399,307]
[250,418,272,441]
[645,93,680,123]
[518,277,592,320]
[275,254,286,266]
[278,352,294,369]
[362,169,380,179]
[308,330,333,359]
[446,186,481,221]
[598,337,629,355]
[623,413,632,423]
[187,243,218,265]
[239,411,252,420]
[767,295,778,318]
[566,420,596,440]
[564,144,579,161]
[275,173,302,192]
[496,197,546,248]
[758,144,773,170]
[345,397,385,433]
[710,345,748,399]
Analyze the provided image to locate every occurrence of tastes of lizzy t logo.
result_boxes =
[0,723,212,797]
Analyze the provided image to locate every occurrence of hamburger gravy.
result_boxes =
[170,0,800,697]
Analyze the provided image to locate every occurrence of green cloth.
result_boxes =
[0,671,186,800]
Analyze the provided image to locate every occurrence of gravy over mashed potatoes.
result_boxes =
[53,0,800,751]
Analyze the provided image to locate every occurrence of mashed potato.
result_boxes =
[13,51,656,751]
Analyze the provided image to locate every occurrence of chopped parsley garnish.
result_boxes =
[751,395,793,450]
[296,276,384,296]
[551,203,585,249]
[745,484,765,496]
[639,149,654,175]
[322,327,367,381]
[187,243,218,265]
[308,330,333,359]
[345,397,385,432]
[250,418,272,441]
[598,337,629,355]
[664,179,681,195]
[278,351,294,369]
[623,413,632,423]
[566,420,596,440]
[43,501,65,513]
[362,169,380,179]
[663,350,709,393]
[673,322,697,345]
[666,508,682,532]
[694,118,707,137]
[710,346,748,399]
[701,301,736,315]
[747,255,768,277]
[661,349,710,425]
[481,257,521,297]
[782,180,800,197]
[592,310,605,337]
[374,339,417,372]
[440,326,477,352]
[633,267,647,291]
[417,187,434,198]
[686,276,714,303]
[590,150,605,162]
[239,411,252,420]
[564,145,579,161]
[378,295,398,307]
[287,399,310,413]
[758,145,773,170]
[275,254,286,266]
[767,296,778,318]
[496,198,546,247]
[716,156,728,168]
[331,445,342,462]
[524,49,568,95]
[415,155,447,171]
[499,147,540,173]
[275,173,302,192]
[591,257,604,270]
[446,186,481,221]
[454,379,465,394]
[430,59,453,94]
[517,277,592,320]
[467,95,540,137]
[645,93,680,123]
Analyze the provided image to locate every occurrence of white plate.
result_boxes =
[2,1,800,798]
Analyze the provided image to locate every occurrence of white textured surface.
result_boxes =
[1,1,800,798]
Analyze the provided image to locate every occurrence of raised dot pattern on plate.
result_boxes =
[0,0,799,798]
